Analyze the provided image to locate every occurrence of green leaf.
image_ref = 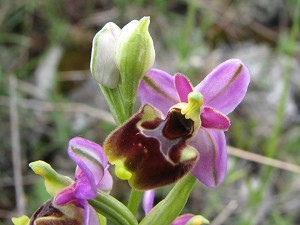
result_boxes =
[139,173,197,225]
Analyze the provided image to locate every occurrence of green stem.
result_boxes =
[89,191,138,225]
[180,0,197,59]
[127,190,143,214]
[99,84,127,125]
[97,84,144,218]
[139,174,197,225]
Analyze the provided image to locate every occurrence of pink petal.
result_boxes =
[96,168,113,194]
[54,185,76,206]
[138,68,179,115]
[143,190,156,215]
[74,167,98,199]
[174,73,193,103]
[68,137,107,199]
[191,128,227,188]
[80,200,100,225]
[201,107,230,130]
[171,214,194,225]
[195,59,250,115]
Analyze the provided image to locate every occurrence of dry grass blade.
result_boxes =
[0,95,115,124]
[228,146,300,174]
[211,200,238,225]
[9,76,26,216]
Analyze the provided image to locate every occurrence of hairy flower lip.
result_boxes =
[162,108,194,139]
[104,104,199,190]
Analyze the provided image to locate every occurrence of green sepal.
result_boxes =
[139,173,197,225]
[11,215,30,225]
[29,160,72,197]
[89,191,138,225]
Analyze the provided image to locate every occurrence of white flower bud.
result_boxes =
[90,22,121,88]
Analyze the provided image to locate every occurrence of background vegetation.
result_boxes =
[1,0,300,224]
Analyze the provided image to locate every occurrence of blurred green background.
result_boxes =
[1,0,300,224]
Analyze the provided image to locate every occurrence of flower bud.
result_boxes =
[90,22,121,88]
[115,17,155,109]
[185,215,210,225]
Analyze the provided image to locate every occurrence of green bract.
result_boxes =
[11,215,29,225]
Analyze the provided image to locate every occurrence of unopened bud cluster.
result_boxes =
[90,16,155,89]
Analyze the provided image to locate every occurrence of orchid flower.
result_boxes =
[104,59,249,190]
[138,59,250,188]
[54,137,113,225]
[27,137,113,225]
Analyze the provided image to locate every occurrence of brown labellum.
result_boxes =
[104,104,199,190]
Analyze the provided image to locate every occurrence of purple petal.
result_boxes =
[54,185,76,206]
[68,137,107,199]
[143,190,156,215]
[80,200,99,225]
[138,68,178,115]
[201,107,230,130]
[195,59,250,115]
[174,73,193,103]
[191,128,227,188]
[96,168,113,194]
[171,214,194,225]
[74,167,98,199]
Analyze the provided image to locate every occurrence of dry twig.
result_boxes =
[211,200,238,225]
[9,76,26,216]
[227,146,300,174]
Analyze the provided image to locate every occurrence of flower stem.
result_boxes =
[99,84,128,125]
[89,191,138,225]
[139,173,197,225]
[127,189,143,214]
